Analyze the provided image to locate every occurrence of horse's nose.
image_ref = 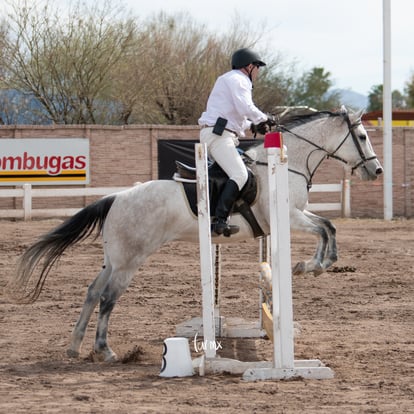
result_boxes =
[376,167,383,175]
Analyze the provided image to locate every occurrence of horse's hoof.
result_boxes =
[67,349,80,359]
[312,262,324,276]
[292,262,306,275]
[312,268,325,276]
[94,348,118,362]
[104,353,118,363]
[95,353,117,363]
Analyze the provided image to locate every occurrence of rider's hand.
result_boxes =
[266,115,276,127]
[251,120,271,136]
[250,115,277,137]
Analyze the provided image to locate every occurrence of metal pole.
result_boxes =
[383,0,393,220]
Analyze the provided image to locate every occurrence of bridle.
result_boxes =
[253,112,378,190]
[342,113,378,171]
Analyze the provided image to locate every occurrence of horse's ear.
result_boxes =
[350,108,365,122]
[340,105,347,115]
[356,108,365,119]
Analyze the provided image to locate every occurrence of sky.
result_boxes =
[2,0,412,97]
[122,0,412,96]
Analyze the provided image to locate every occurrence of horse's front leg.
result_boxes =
[304,211,338,272]
[292,230,326,276]
[290,209,326,276]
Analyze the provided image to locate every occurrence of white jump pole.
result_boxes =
[243,132,334,381]
[267,142,294,369]
[195,143,216,359]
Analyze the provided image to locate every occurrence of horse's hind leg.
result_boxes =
[94,267,136,362]
[67,263,112,358]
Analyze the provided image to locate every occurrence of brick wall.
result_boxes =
[0,124,412,218]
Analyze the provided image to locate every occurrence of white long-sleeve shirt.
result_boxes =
[198,69,268,137]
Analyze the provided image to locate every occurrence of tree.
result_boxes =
[368,84,408,111]
[287,67,340,110]
[129,12,270,125]
[367,84,383,112]
[0,1,341,125]
[134,13,227,125]
[404,72,414,108]
[2,0,136,124]
[392,90,406,109]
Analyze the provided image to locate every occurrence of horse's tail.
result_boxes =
[7,195,116,304]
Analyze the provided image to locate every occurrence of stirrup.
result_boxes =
[211,219,240,237]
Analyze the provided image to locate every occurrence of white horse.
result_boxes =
[8,107,383,361]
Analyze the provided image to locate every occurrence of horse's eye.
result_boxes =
[359,134,367,141]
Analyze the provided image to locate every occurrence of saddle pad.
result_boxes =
[181,169,257,218]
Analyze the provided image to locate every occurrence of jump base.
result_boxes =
[192,356,334,380]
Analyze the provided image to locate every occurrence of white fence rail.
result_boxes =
[308,179,350,217]
[0,184,129,220]
[0,180,350,221]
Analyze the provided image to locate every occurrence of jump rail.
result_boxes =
[0,180,350,221]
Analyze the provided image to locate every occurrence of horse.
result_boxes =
[7,106,383,362]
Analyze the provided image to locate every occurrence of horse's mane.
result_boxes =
[282,110,341,129]
[245,108,344,153]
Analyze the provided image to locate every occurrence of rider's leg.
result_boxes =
[212,178,241,236]
[200,129,248,236]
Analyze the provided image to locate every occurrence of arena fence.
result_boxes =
[0,185,129,220]
[0,180,350,221]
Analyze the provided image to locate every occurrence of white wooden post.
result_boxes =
[195,143,216,359]
[342,179,351,218]
[267,146,295,369]
[23,183,32,221]
[243,133,334,381]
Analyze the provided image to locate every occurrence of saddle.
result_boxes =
[174,160,265,238]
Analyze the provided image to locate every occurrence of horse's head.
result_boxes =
[245,106,383,186]
[333,106,383,181]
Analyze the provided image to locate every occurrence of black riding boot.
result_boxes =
[212,179,240,237]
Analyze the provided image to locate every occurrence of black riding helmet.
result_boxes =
[231,48,266,69]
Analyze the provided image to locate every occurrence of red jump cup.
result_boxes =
[264,131,283,148]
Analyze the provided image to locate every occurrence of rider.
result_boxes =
[198,47,273,237]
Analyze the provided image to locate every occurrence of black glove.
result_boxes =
[266,114,276,127]
[250,117,275,136]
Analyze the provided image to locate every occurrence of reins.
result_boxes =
[252,112,377,191]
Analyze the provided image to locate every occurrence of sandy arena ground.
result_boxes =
[0,218,413,413]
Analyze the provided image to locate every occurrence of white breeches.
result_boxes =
[200,128,248,190]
